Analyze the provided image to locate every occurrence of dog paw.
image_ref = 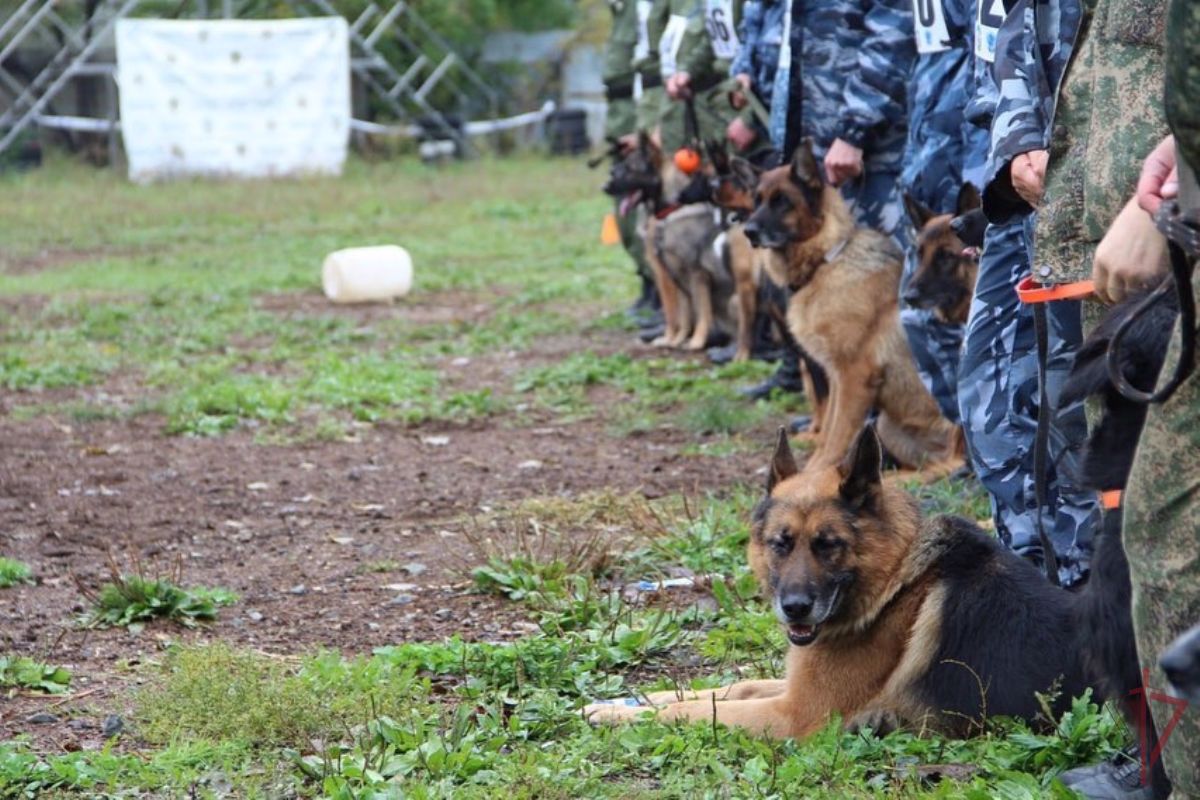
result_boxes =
[650,335,672,348]
[581,700,651,725]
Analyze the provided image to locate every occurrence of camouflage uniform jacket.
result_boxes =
[605,0,642,137]
[1166,0,1200,171]
[786,0,916,172]
[730,0,786,107]
[647,0,743,90]
[901,0,987,208]
[982,0,1168,282]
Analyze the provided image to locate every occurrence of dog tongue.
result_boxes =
[619,190,642,217]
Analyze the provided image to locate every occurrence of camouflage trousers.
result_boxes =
[616,200,652,283]
[956,218,1098,586]
[1123,266,1200,796]
[840,168,907,247]
[900,245,964,423]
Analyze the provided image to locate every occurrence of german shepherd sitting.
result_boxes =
[604,134,737,351]
[741,140,961,470]
[585,425,1101,738]
[901,184,982,326]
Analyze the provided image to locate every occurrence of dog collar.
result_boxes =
[1100,489,1122,510]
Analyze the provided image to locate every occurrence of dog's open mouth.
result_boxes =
[619,190,642,217]
[786,622,821,646]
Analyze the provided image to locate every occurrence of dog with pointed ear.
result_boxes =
[788,137,825,211]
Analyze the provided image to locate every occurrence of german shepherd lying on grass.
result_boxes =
[741,140,961,470]
[585,425,1103,738]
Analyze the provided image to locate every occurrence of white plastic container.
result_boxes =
[322,245,413,304]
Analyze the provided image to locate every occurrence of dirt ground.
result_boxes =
[0,291,777,754]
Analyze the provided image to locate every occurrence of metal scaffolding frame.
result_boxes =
[0,0,498,158]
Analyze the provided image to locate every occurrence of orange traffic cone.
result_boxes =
[600,212,621,245]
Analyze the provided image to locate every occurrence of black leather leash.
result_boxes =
[1106,201,1198,405]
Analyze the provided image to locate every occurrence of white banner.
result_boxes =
[116,18,350,182]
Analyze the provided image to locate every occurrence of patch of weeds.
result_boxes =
[0,353,101,391]
[461,490,674,583]
[136,644,425,748]
[680,390,762,435]
[0,656,71,694]
[678,435,757,458]
[901,473,992,523]
[79,556,237,630]
[358,560,402,574]
[164,373,294,436]
[0,557,33,588]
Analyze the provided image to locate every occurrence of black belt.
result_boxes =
[606,79,635,101]
[637,71,663,90]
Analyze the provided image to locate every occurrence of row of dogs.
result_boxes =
[592,138,1200,793]
[606,135,968,473]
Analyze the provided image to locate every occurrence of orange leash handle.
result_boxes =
[1016,276,1095,304]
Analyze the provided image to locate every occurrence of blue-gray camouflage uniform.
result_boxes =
[781,0,917,243]
[730,0,788,149]
[898,0,989,423]
[957,0,1097,586]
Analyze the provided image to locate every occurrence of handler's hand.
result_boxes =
[667,71,692,100]
[1136,135,1179,215]
[617,133,638,155]
[727,117,757,151]
[1092,196,1169,305]
[730,73,752,109]
[824,138,863,187]
[1011,149,1049,208]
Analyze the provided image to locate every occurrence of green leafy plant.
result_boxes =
[78,554,236,630]
[0,557,33,588]
[0,656,71,694]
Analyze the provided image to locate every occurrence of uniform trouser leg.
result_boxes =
[1124,269,1200,797]
[839,169,908,249]
[617,201,653,284]
[956,219,1098,585]
[900,247,964,423]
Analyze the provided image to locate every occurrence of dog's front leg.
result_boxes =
[641,679,788,706]
[685,270,714,351]
[810,366,875,469]
[588,695,815,740]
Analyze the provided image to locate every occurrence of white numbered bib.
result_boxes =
[659,14,688,78]
[634,0,652,61]
[705,0,740,60]
[912,0,952,54]
[975,0,1004,63]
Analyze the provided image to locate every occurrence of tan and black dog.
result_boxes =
[585,426,1104,739]
[606,133,738,351]
[740,140,961,470]
[901,184,982,326]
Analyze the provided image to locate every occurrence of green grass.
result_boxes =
[0,494,1127,797]
[0,558,33,588]
[0,156,1117,798]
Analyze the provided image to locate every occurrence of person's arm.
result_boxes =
[835,0,916,154]
[730,0,763,79]
[980,0,1051,223]
[1092,137,1175,305]
[677,0,721,93]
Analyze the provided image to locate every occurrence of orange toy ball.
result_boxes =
[674,147,701,174]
